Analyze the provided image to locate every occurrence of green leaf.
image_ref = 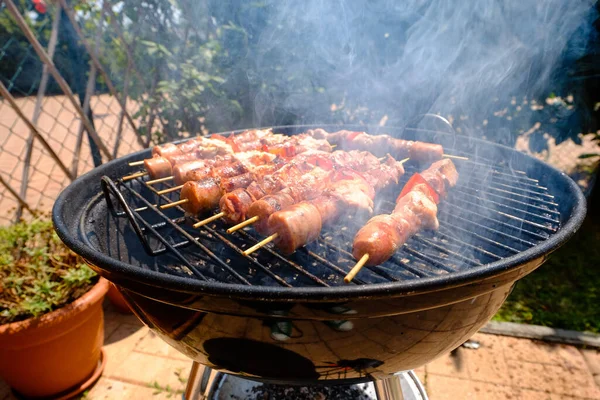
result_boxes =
[578,153,600,159]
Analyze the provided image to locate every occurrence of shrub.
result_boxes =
[0,218,97,325]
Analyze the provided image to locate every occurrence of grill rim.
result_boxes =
[52,124,587,301]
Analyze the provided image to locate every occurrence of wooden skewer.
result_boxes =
[344,253,370,283]
[156,185,184,195]
[122,171,148,181]
[159,199,188,209]
[443,154,469,160]
[243,233,278,256]
[146,176,174,185]
[128,160,145,166]
[193,212,225,228]
[227,216,259,233]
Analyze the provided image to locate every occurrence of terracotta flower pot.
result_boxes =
[106,282,133,314]
[0,277,109,398]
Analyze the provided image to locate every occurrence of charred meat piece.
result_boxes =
[222,151,382,226]
[308,129,444,163]
[266,161,406,255]
[352,159,458,266]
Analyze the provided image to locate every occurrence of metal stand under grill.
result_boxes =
[184,362,428,400]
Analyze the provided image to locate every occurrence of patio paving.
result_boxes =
[0,300,598,399]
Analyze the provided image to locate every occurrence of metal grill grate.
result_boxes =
[97,148,561,288]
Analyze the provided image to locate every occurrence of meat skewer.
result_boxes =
[219,151,389,229]
[307,129,467,163]
[138,129,275,178]
[345,159,459,282]
[230,152,397,235]
[167,150,334,214]
[178,152,324,216]
[143,133,332,181]
[173,135,332,185]
[136,130,331,179]
[144,133,275,180]
[243,157,407,256]
[132,129,272,166]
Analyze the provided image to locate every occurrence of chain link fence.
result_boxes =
[0,0,157,225]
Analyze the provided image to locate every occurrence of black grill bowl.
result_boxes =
[53,125,586,384]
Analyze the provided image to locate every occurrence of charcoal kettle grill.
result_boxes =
[53,123,586,400]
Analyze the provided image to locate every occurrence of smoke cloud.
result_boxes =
[223,0,597,134]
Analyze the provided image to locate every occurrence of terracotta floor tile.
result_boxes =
[427,374,476,400]
[581,349,600,376]
[127,384,182,400]
[518,388,553,400]
[471,381,519,400]
[554,344,589,371]
[103,317,121,342]
[111,351,191,391]
[426,348,470,379]
[543,363,600,399]
[103,324,149,377]
[501,337,564,366]
[134,329,192,361]
[506,360,550,392]
[84,377,138,399]
[111,352,167,385]
[547,395,593,400]
[463,334,511,384]
[156,358,193,392]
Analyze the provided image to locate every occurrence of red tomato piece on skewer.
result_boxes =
[397,173,440,204]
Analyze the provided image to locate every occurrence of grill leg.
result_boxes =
[374,375,405,400]
[184,362,220,400]
[374,371,428,400]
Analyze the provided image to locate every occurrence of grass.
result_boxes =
[493,215,600,333]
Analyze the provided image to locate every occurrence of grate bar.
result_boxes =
[461,169,547,191]
[388,255,430,277]
[305,250,367,285]
[440,210,536,247]
[414,234,485,264]
[455,197,555,232]
[458,186,560,216]
[473,184,558,206]
[433,229,503,261]
[483,180,555,199]
[235,230,331,287]
[453,189,560,226]
[120,181,253,284]
[443,202,550,240]
[400,246,457,272]
[102,179,211,280]
[197,225,294,287]
[320,239,402,282]
[459,159,541,184]
[146,180,307,287]
[437,224,519,254]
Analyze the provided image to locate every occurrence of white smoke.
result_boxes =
[245,0,597,130]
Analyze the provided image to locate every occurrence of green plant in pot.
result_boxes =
[0,217,109,399]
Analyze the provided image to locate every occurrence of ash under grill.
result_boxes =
[91,140,561,289]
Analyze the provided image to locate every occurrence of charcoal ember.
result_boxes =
[248,384,370,399]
